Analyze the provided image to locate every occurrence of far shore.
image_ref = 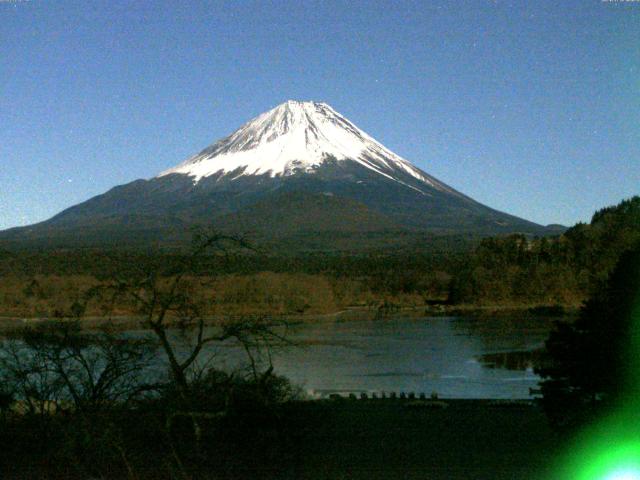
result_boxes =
[0,302,578,332]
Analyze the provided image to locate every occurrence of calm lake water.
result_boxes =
[207,316,554,400]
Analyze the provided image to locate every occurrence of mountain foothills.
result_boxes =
[0,196,638,318]
[2,100,637,317]
[449,196,640,305]
[0,101,556,250]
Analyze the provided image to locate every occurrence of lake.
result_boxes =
[1,314,556,400]
[206,315,555,400]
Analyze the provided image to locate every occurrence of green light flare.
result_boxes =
[569,440,640,480]
[604,468,640,480]
[550,406,640,479]
[549,290,640,479]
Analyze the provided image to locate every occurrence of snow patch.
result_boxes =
[159,100,456,195]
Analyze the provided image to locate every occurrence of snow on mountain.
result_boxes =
[159,100,455,195]
[0,100,552,248]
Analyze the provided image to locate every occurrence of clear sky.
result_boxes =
[1,0,638,230]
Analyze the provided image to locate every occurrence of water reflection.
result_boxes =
[198,316,553,400]
[0,316,554,400]
[477,349,546,371]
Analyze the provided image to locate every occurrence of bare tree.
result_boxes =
[93,232,284,390]
[0,320,158,416]
[86,230,294,456]
[0,232,300,479]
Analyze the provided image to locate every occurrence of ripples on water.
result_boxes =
[0,315,554,400]
[197,316,554,400]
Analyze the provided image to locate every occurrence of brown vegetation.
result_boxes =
[0,272,436,319]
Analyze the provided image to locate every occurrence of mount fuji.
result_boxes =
[160,100,456,195]
[1,100,555,250]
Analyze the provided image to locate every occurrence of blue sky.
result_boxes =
[1,0,638,229]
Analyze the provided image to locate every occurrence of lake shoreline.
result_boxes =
[0,313,554,399]
[0,303,578,332]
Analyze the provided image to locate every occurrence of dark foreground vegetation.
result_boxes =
[0,356,558,480]
[0,337,302,479]
[537,244,640,432]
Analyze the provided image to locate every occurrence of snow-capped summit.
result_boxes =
[160,100,453,195]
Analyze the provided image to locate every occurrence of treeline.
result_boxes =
[536,245,640,431]
[0,247,462,317]
[0,269,454,319]
[450,196,640,305]
[1,196,639,314]
[0,246,464,280]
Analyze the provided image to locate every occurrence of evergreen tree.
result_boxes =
[536,244,640,430]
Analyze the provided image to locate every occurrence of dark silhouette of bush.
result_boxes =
[536,244,640,430]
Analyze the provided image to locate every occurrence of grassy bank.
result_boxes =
[0,272,579,321]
